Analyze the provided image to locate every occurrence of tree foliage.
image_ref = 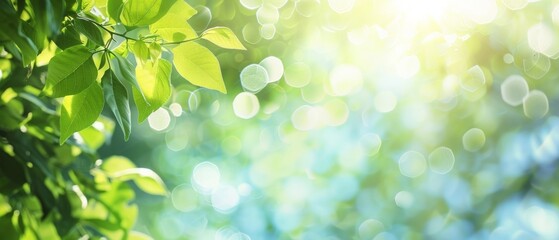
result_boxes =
[0,0,242,238]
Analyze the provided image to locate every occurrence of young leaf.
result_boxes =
[101,155,136,173]
[73,18,105,47]
[102,71,132,140]
[172,42,226,93]
[132,40,150,63]
[149,0,197,42]
[60,83,104,144]
[149,42,162,60]
[120,0,174,26]
[44,45,97,97]
[133,59,172,122]
[201,27,246,50]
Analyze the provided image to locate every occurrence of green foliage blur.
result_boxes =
[121,0,559,239]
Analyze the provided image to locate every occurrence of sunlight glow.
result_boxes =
[394,0,448,23]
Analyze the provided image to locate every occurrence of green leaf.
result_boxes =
[132,40,150,63]
[60,83,104,144]
[31,0,65,39]
[132,59,172,122]
[0,100,27,131]
[120,0,175,26]
[80,0,96,12]
[102,71,132,140]
[0,15,38,66]
[172,42,226,93]
[54,26,82,50]
[101,155,136,173]
[130,231,154,240]
[107,0,124,21]
[149,42,162,60]
[107,168,168,196]
[79,126,105,150]
[44,45,97,97]
[73,18,105,47]
[76,116,115,150]
[110,53,145,100]
[149,0,197,42]
[201,27,246,50]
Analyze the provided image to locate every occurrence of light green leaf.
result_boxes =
[102,71,132,140]
[149,42,162,60]
[149,0,197,42]
[78,115,115,150]
[172,42,226,93]
[132,59,172,122]
[80,0,96,12]
[120,0,174,26]
[0,195,12,217]
[132,40,150,63]
[79,126,104,150]
[44,45,97,97]
[60,83,104,144]
[129,231,154,240]
[107,168,168,196]
[101,155,136,173]
[73,18,105,47]
[201,27,246,50]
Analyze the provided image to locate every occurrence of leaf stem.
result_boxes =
[160,36,202,46]
[79,17,138,41]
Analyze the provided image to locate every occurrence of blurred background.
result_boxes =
[100,0,559,239]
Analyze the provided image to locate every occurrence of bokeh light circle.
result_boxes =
[428,147,455,174]
[233,92,260,119]
[398,151,427,178]
[240,64,269,93]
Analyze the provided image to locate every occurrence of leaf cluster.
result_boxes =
[0,0,244,238]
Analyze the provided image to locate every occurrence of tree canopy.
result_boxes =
[2,0,559,239]
[0,0,242,238]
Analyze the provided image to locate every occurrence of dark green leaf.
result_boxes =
[107,0,124,21]
[110,53,145,101]
[0,14,38,66]
[73,18,105,47]
[44,45,97,97]
[102,71,132,140]
[54,26,83,50]
[31,0,65,38]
